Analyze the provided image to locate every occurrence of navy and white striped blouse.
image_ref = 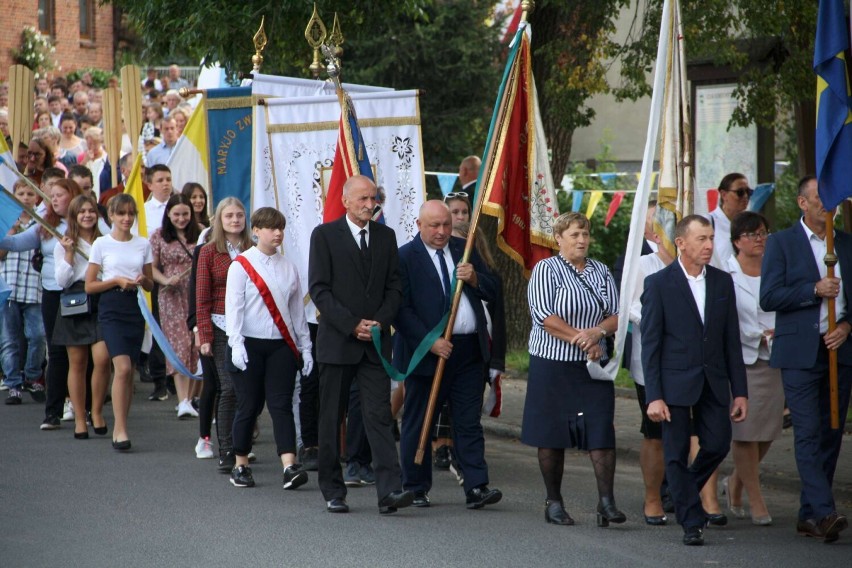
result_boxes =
[528,255,619,361]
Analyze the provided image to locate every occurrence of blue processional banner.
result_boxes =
[205,87,253,208]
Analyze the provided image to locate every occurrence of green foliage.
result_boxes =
[505,348,530,375]
[11,26,57,78]
[66,68,116,89]
[614,0,819,130]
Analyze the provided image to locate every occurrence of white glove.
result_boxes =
[231,342,248,371]
[301,351,314,376]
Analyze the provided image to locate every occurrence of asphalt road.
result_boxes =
[1,388,849,567]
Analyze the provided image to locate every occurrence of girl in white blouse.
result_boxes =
[54,195,110,439]
[85,194,154,451]
[225,207,312,489]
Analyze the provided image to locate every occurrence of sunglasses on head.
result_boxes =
[444,191,469,202]
[722,187,754,198]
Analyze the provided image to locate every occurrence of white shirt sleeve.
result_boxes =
[225,260,248,348]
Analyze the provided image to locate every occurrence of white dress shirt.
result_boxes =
[678,258,707,325]
[422,241,477,335]
[707,207,734,269]
[225,247,311,354]
[144,194,170,237]
[345,215,369,248]
[725,255,775,363]
[54,239,97,289]
[629,253,668,385]
[801,218,846,333]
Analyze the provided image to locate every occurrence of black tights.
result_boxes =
[537,447,617,503]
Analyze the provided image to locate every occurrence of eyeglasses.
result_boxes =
[741,230,769,240]
[26,151,44,158]
[722,188,754,198]
[444,192,468,201]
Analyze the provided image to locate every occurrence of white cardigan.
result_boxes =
[725,255,775,364]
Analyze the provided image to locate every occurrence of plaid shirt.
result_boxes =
[1,219,42,304]
[195,242,235,346]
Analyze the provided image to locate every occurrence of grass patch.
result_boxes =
[505,348,635,390]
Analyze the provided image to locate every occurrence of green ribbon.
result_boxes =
[371,274,457,382]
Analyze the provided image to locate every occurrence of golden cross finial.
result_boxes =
[305,3,328,78]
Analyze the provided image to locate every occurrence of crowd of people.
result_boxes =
[0,72,848,547]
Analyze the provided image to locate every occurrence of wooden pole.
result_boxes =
[8,65,34,162]
[120,66,143,166]
[414,3,533,465]
[0,183,85,259]
[102,87,123,189]
[824,210,840,429]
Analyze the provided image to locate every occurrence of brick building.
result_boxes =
[1,1,116,81]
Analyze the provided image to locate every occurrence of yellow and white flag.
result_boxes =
[167,98,210,195]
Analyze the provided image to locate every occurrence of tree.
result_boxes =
[613,0,820,174]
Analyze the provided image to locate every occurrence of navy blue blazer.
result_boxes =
[393,234,496,377]
[759,222,852,369]
[641,262,748,407]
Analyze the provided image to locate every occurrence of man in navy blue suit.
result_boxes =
[641,215,748,546]
[760,176,852,543]
[394,200,502,510]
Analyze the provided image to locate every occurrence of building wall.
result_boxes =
[0,1,114,81]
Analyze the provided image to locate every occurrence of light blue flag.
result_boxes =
[437,173,459,196]
[572,190,584,212]
[599,173,617,187]
[748,183,775,212]
[0,155,24,237]
[136,289,202,380]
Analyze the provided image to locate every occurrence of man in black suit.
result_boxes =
[308,174,412,514]
[394,200,502,509]
[641,215,748,546]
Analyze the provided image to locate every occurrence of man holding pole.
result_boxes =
[394,200,502,509]
[760,176,852,543]
[308,174,412,514]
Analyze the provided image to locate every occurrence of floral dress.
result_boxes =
[150,229,198,375]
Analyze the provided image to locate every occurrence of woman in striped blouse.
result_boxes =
[521,212,623,527]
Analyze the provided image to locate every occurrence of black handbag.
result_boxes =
[60,282,91,317]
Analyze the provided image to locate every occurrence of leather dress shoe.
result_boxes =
[412,491,431,508]
[112,439,131,451]
[378,490,414,514]
[705,512,728,526]
[818,512,848,543]
[466,486,502,510]
[596,497,626,527]
[644,514,667,526]
[797,518,826,540]
[545,500,574,526]
[326,498,349,513]
[683,526,704,546]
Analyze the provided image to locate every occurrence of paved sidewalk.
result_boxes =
[482,375,852,508]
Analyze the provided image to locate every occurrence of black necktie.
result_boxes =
[436,249,451,310]
[359,229,368,254]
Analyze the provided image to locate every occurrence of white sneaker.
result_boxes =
[178,399,199,419]
[195,436,214,459]
[61,400,75,421]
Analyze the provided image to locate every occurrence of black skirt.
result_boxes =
[521,355,615,451]
[52,282,102,346]
[98,288,144,363]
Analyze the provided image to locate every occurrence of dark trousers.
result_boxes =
[346,382,372,465]
[41,290,68,419]
[231,337,298,457]
[662,380,731,529]
[212,327,237,456]
[782,345,852,521]
[298,323,319,448]
[318,355,401,502]
[401,335,489,494]
[198,353,217,439]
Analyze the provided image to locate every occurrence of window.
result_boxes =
[79,0,95,40]
[38,0,55,36]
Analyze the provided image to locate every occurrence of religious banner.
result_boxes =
[262,89,426,310]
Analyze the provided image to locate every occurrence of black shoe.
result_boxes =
[644,514,668,526]
[817,512,848,543]
[545,500,574,526]
[379,490,414,514]
[92,419,108,436]
[465,486,502,510]
[327,498,349,513]
[5,388,22,405]
[22,380,46,403]
[112,439,131,451]
[433,445,452,469]
[40,415,60,430]
[300,446,319,471]
[661,491,675,513]
[282,465,308,490]
[230,465,255,488]
[74,430,89,439]
[218,452,236,473]
[148,384,168,401]
[683,526,704,546]
[596,497,627,527]
[412,490,431,508]
[706,512,728,526]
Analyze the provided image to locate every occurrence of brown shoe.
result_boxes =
[817,513,848,543]
[797,518,826,540]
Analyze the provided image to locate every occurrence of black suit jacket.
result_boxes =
[641,262,748,407]
[393,235,496,376]
[308,216,402,365]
